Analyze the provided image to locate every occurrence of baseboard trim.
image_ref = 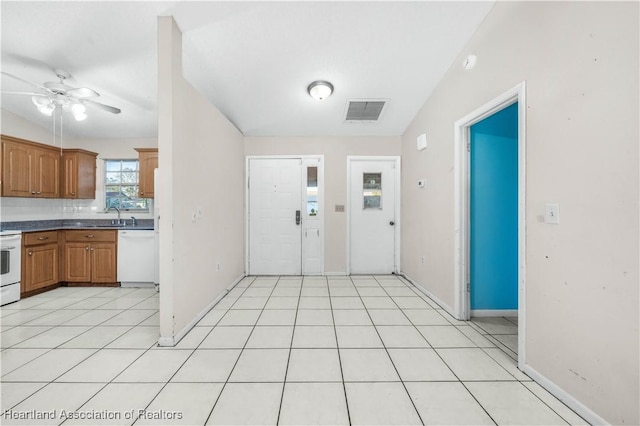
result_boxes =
[157,273,246,347]
[120,282,155,288]
[324,272,348,276]
[399,272,457,319]
[522,364,608,425]
[471,309,518,317]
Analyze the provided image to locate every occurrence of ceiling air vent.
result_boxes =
[345,99,388,122]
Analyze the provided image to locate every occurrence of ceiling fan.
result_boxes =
[1,68,121,121]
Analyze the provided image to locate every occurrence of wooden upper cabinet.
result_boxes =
[62,149,98,199]
[33,147,60,198]
[1,135,61,198]
[135,148,158,199]
[1,139,32,197]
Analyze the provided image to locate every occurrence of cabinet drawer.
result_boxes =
[65,230,117,243]
[23,231,58,246]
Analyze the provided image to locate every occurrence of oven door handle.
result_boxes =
[3,246,17,250]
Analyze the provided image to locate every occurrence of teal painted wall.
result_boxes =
[470,102,518,310]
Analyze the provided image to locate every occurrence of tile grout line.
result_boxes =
[375,275,431,426]
[202,275,258,425]
[351,275,426,426]
[275,275,307,425]
[329,276,353,426]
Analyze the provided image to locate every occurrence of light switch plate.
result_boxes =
[545,203,560,224]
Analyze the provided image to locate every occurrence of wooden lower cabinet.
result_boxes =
[64,230,117,284]
[64,242,91,282]
[23,243,59,292]
[22,230,60,293]
[91,243,117,283]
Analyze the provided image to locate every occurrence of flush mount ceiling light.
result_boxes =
[307,80,334,101]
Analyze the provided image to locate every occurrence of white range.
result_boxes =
[0,230,22,305]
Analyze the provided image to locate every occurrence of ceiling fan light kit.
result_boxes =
[1,68,121,121]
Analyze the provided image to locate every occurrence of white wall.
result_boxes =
[401,2,638,424]
[245,136,400,273]
[158,16,245,344]
[0,109,158,222]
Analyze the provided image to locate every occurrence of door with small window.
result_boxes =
[349,157,399,274]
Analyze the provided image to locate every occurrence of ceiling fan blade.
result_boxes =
[83,99,121,114]
[1,91,46,96]
[67,87,100,98]
[1,71,50,92]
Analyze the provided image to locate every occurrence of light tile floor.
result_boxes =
[471,316,519,359]
[0,276,589,425]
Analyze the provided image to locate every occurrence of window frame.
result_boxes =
[103,158,150,212]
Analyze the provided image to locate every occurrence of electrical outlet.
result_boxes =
[421,256,425,264]
[216,263,220,272]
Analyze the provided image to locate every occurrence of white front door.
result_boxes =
[349,157,399,274]
[249,158,302,275]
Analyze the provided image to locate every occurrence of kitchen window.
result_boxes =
[104,159,150,210]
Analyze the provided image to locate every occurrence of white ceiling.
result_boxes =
[1,1,494,139]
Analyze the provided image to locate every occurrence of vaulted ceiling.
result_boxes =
[1,1,494,139]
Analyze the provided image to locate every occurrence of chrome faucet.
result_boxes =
[130,216,137,227]
[106,206,123,225]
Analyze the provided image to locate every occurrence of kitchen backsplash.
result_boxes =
[0,197,154,222]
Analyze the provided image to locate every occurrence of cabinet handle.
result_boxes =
[140,191,144,196]
[70,192,75,196]
[91,248,95,251]
[85,246,90,251]
[86,235,95,238]
[37,236,49,240]
[31,191,36,195]
[28,251,33,256]
[36,191,41,194]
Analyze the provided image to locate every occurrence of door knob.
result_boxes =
[389,221,395,226]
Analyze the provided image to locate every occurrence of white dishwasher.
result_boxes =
[117,230,157,287]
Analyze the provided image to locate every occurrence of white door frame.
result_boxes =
[245,155,325,275]
[347,156,401,275]
[453,81,526,368]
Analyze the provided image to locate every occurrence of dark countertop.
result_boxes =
[0,219,155,233]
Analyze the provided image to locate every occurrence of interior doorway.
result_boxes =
[247,156,324,275]
[470,102,518,316]
[454,82,526,368]
[347,156,400,274]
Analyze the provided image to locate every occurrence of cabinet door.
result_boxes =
[64,242,91,282]
[24,244,59,291]
[76,152,96,199]
[2,141,32,197]
[62,153,78,198]
[138,150,158,198]
[62,151,97,199]
[91,243,117,283]
[33,148,60,198]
